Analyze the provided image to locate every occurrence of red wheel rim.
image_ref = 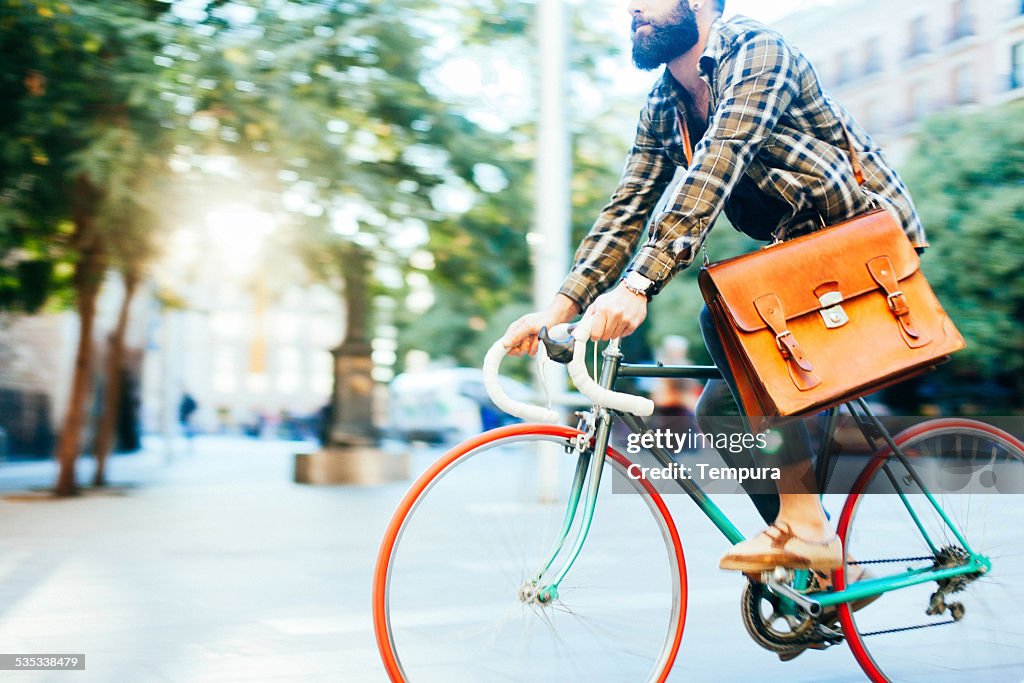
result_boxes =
[371,423,688,682]
[834,419,1024,682]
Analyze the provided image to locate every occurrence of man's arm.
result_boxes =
[624,31,798,291]
[502,103,675,355]
[556,105,677,312]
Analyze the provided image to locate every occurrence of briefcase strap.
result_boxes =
[866,255,928,345]
[752,294,822,392]
[675,109,866,260]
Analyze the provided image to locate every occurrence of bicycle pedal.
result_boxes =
[816,623,844,644]
[756,567,794,584]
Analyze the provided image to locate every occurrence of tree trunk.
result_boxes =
[91,270,138,487]
[54,176,106,497]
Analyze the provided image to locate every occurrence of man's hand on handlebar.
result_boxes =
[501,284,647,357]
[587,283,648,341]
[502,294,579,357]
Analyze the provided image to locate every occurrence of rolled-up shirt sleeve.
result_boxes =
[557,105,675,311]
[626,31,797,289]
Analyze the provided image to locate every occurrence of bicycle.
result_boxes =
[373,318,1024,682]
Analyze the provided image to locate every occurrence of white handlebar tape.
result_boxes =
[567,318,656,417]
[483,340,561,424]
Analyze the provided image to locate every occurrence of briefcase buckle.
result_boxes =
[819,291,848,329]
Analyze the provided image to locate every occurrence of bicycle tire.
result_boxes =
[834,418,1024,682]
[372,423,687,682]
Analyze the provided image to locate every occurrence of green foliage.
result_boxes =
[0,0,177,309]
[902,103,1024,405]
[400,3,626,369]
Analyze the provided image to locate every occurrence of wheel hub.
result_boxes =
[518,581,557,605]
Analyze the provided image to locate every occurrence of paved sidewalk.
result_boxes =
[0,436,872,682]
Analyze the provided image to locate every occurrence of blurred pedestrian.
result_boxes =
[178,392,198,443]
[651,335,701,417]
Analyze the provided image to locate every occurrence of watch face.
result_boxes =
[626,272,653,292]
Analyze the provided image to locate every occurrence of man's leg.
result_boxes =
[694,378,780,525]
[697,306,838,569]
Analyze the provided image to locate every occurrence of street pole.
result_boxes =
[533,0,571,503]
[160,307,176,464]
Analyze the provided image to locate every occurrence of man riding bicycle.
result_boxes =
[503,0,927,575]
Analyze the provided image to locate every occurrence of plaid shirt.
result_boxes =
[559,15,926,310]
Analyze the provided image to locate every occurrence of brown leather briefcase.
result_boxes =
[697,209,965,428]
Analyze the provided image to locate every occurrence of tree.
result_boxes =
[396,1,628,370]
[89,134,166,486]
[0,1,178,494]
[166,0,548,385]
[900,103,1024,410]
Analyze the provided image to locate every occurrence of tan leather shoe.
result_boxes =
[719,521,843,572]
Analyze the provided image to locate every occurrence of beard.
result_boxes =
[631,2,699,71]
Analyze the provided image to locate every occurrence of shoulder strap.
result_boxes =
[675,111,694,168]
[679,109,864,188]
[840,122,865,186]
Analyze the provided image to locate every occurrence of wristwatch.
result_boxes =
[622,271,656,300]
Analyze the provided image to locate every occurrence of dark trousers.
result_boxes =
[694,306,818,525]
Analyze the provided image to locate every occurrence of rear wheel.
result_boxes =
[835,419,1024,682]
[373,423,687,682]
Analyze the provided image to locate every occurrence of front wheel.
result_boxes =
[835,419,1024,682]
[373,424,687,682]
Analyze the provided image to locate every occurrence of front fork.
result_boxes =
[524,342,624,605]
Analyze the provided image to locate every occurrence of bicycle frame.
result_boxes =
[531,341,992,616]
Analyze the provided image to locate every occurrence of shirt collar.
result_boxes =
[698,16,728,77]
[658,15,733,108]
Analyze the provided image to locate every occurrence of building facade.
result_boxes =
[776,0,1024,160]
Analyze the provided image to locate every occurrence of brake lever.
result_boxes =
[538,324,576,365]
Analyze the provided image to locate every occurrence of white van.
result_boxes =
[387,368,534,444]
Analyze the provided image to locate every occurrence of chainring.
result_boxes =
[741,581,821,654]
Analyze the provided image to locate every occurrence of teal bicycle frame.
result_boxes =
[532,341,991,618]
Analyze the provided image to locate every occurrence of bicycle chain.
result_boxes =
[853,547,973,638]
[847,556,934,565]
[860,618,956,638]
[743,555,955,652]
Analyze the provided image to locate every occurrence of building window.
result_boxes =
[862,100,882,132]
[275,347,302,394]
[952,63,974,104]
[949,0,974,41]
[864,37,883,75]
[908,82,930,122]
[1013,42,1024,90]
[212,347,239,394]
[907,17,928,58]
[835,53,853,85]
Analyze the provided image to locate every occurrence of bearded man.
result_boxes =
[503,0,925,587]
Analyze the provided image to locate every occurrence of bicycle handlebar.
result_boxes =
[483,319,655,423]
[566,317,655,417]
[483,339,561,424]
